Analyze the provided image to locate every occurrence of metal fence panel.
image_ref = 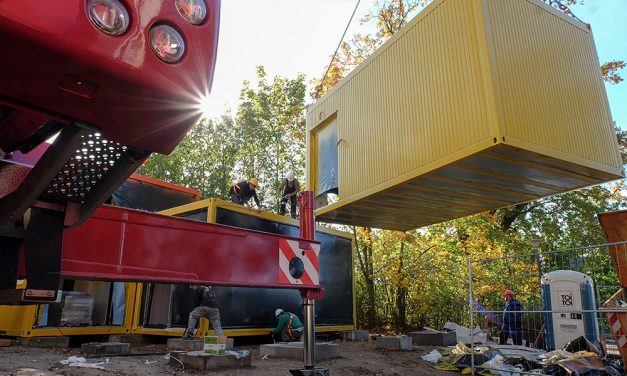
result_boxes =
[468,241,627,374]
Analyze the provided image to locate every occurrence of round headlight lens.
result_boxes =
[175,0,207,25]
[149,25,185,63]
[87,0,130,36]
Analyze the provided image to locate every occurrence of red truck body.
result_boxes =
[0,0,220,154]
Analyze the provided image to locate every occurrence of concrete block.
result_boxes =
[168,338,203,351]
[167,337,234,351]
[108,334,144,343]
[171,350,251,370]
[341,330,370,341]
[81,342,130,355]
[260,342,339,361]
[18,336,69,348]
[409,331,457,346]
[375,336,412,351]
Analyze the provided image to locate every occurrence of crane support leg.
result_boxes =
[22,207,64,301]
[0,206,64,303]
[291,191,330,376]
[0,237,20,290]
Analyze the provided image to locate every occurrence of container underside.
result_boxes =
[316,144,622,231]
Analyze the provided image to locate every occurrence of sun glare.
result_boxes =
[197,95,215,119]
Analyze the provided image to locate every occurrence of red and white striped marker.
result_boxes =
[278,239,320,286]
[608,312,627,349]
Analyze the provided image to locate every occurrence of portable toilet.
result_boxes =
[541,270,599,350]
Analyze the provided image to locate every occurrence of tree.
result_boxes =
[312,0,624,100]
[137,115,238,199]
[320,0,626,331]
[236,67,307,211]
[353,226,378,327]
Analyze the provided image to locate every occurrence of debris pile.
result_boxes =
[421,323,625,375]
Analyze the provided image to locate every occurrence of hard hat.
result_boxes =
[249,178,259,187]
[286,171,295,181]
[275,308,284,318]
[503,289,514,296]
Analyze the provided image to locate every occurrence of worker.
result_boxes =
[278,171,300,218]
[270,308,303,342]
[183,285,223,339]
[229,178,261,210]
[500,289,523,346]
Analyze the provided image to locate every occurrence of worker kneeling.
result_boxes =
[271,308,303,342]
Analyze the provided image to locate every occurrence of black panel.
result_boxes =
[174,209,208,222]
[112,179,195,212]
[140,208,354,329]
[214,208,353,327]
[0,237,20,289]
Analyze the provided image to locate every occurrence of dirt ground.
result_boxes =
[0,340,452,376]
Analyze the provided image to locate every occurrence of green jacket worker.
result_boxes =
[271,308,303,342]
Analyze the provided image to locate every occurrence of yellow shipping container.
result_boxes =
[0,281,135,338]
[307,0,624,231]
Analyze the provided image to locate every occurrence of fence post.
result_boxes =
[468,259,474,375]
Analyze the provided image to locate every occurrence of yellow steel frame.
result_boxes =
[0,283,137,337]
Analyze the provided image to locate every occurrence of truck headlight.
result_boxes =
[149,25,185,63]
[87,0,130,36]
[175,0,207,25]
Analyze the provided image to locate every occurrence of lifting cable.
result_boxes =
[314,0,361,99]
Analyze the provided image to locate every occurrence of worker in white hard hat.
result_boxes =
[278,171,300,218]
[270,308,303,342]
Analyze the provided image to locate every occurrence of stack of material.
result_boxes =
[426,337,623,374]
[60,292,94,325]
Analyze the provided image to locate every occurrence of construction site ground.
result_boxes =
[1,339,449,375]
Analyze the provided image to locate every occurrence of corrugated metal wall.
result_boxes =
[308,0,495,199]
[486,0,622,170]
[306,0,623,229]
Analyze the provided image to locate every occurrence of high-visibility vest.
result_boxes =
[287,313,296,339]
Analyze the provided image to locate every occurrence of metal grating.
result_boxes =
[45,132,128,202]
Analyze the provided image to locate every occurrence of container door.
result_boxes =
[314,116,339,201]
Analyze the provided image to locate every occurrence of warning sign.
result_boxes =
[278,239,320,286]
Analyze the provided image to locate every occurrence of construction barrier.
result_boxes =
[601,288,627,363]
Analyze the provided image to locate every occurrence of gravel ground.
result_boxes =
[0,340,452,375]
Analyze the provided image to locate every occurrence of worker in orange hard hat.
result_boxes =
[229,178,261,211]
[500,289,523,346]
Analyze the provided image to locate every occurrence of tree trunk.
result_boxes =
[396,241,407,327]
[353,226,378,328]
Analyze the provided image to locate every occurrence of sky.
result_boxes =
[205,0,627,131]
